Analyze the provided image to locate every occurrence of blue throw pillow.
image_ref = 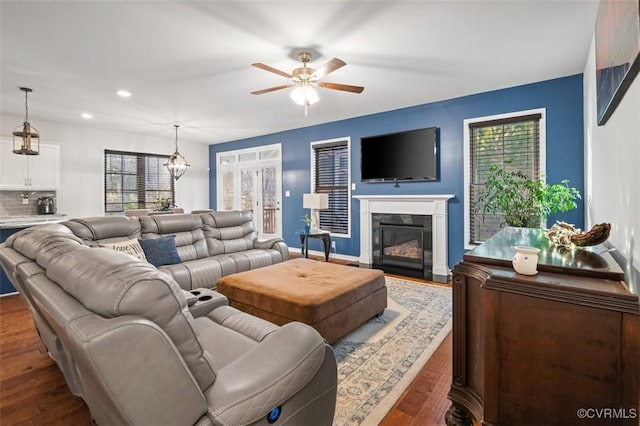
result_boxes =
[138,236,182,267]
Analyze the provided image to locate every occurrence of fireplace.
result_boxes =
[354,194,454,283]
[372,214,432,279]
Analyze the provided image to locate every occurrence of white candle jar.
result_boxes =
[512,246,540,275]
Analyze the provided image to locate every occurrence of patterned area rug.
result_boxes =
[332,276,452,426]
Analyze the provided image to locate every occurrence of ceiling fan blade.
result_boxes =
[317,81,364,94]
[311,58,346,79]
[251,84,295,95]
[252,63,292,79]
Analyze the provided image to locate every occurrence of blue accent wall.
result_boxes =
[209,74,584,268]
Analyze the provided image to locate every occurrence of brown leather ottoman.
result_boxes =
[216,258,387,343]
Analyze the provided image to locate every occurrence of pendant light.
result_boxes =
[12,87,40,155]
[164,124,190,180]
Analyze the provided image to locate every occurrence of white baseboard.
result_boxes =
[288,247,359,263]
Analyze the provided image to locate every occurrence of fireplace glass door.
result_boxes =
[381,225,424,270]
[372,213,433,280]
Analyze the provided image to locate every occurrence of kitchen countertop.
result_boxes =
[0,214,68,229]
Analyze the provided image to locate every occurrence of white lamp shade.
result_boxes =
[303,193,329,209]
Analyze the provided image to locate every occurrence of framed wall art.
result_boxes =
[595,0,640,125]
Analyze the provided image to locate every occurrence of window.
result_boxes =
[104,150,174,214]
[464,109,545,247]
[311,138,351,236]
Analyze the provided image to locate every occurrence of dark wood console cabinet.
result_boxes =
[446,227,639,426]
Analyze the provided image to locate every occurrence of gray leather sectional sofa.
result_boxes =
[64,210,289,290]
[0,211,337,425]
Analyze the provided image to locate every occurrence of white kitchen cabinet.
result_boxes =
[0,139,60,190]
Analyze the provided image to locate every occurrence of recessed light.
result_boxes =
[81,113,94,119]
[116,90,132,98]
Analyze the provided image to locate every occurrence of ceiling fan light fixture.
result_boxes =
[290,84,319,106]
[252,51,362,116]
[164,124,190,180]
[12,87,40,155]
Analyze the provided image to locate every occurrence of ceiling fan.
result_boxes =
[251,52,364,114]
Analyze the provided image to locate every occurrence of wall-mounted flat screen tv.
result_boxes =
[360,127,438,182]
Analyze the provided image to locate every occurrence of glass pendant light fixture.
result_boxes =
[290,82,319,116]
[12,87,40,155]
[164,124,190,180]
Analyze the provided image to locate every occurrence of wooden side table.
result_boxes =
[297,230,331,261]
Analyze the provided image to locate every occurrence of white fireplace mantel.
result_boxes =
[353,194,455,283]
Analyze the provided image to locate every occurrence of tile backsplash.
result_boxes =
[0,190,57,216]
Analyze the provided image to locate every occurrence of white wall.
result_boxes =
[583,35,640,293]
[1,114,210,217]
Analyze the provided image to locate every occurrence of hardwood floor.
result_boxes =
[380,333,452,425]
[0,257,453,425]
[0,294,92,425]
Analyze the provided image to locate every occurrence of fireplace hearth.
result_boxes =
[373,214,432,280]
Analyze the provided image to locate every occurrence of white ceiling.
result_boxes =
[1,0,599,145]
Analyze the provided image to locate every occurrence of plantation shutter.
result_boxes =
[104,150,174,214]
[468,113,542,244]
[313,141,349,234]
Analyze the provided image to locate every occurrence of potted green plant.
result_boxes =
[154,198,175,211]
[476,165,581,228]
[301,213,312,233]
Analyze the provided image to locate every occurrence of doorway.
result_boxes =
[216,144,282,238]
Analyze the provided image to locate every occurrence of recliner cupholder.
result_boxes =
[198,295,212,302]
[191,291,201,296]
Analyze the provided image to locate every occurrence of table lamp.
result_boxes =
[303,193,329,233]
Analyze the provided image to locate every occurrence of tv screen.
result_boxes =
[360,127,438,182]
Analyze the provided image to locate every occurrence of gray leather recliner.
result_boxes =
[0,227,337,425]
